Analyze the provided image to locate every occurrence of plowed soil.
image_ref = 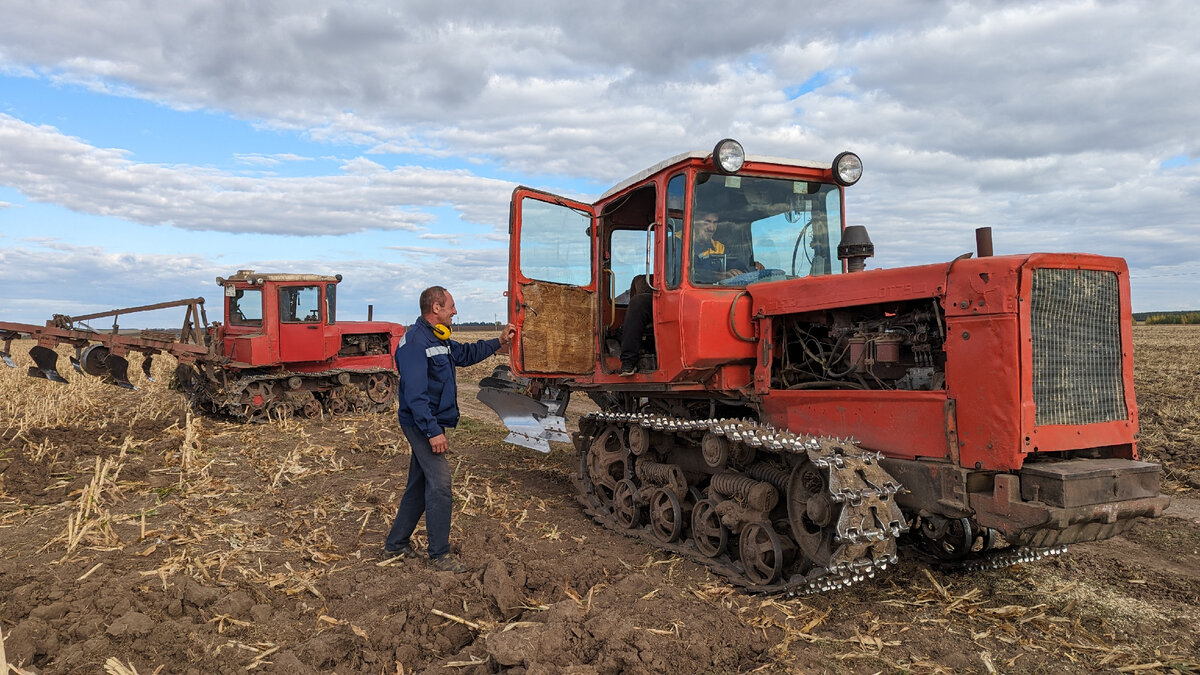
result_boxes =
[1,327,1198,674]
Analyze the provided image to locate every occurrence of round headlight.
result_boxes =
[832,151,863,186]
[712,138,745,175]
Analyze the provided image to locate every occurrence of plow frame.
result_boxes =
[1,298,216,388]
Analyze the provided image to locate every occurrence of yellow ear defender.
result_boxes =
[432,323,452,340]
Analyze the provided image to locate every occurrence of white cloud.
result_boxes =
[0,241,509,325]
[0,1,1198,308]
[234,152,314,166]
[0,114,515,235]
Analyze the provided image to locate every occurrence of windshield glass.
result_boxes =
[691,174,843,286]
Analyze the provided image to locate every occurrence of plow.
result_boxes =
[1,271,405,422]
[2,298,210,389]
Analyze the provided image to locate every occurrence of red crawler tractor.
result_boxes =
[0,271,404,421]
[480,139,1170,594]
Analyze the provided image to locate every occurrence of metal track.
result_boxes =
[575,412,906,595]
[175,365,396,422]
[573,411,1070,595]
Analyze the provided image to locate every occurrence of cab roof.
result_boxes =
[599,151,830,201]
[217,270,340,284]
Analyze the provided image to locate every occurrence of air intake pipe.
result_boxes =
[838,225,874,273]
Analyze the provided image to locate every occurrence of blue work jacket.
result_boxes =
[395,317,500,439]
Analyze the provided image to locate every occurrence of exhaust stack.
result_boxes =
[976,227,993,257]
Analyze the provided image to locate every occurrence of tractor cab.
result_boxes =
[506,140,865,388]
[218,270,341,366]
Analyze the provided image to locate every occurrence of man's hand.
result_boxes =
[495,323,516,355]
[430,433,448,454]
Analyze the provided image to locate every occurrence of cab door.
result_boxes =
[509,187,597,378]
[277,284,326,363]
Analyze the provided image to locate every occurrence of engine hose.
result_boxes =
[728,292,756,343]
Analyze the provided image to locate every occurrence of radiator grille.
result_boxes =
[1030,268,1127,426]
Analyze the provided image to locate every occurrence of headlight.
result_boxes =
[832,151,863,186]
[712,138,745,175]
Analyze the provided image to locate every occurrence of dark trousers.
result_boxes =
[620,292,653,365]
[385,425,453,558]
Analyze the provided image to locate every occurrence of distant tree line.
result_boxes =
[1132,311,1200,325]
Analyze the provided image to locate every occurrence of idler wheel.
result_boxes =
[649,488,684,543]
[739,521,784,585]
[612,479,642,530]
[924,517,974,560]
[691,499,728,558]
[787,460,840,567]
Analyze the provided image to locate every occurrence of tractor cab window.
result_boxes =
[665,173,685,288]
[519,200,592,286]
[325,283,337,324]
[280,286,322,323]
[691,174,843,286]
[610,229,650,306]
[227,288,262,326]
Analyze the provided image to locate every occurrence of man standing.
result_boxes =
[384,286,515,572]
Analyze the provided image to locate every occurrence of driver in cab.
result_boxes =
[691,212,737,283]
[690,212,760,283]
[619,211,753,375]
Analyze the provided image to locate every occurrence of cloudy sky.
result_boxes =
[1,0,1197,328]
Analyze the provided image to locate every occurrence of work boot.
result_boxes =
[428,554,468,573]
[381,543,415,561]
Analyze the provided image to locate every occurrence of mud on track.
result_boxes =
[1,332,1198,673]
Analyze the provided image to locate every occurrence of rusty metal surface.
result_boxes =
[1019,458,1162,508]
[969,471,1170,545]
[51,297,207,329]
[0,321,211,358]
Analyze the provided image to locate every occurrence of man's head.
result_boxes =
[694,212,719,242]
[420,286,457,326]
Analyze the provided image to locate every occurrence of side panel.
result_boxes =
[761,391,953,460]
[677,289,756,370]
[943,313,1022,470]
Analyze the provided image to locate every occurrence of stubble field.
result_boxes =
[1,326,1197,674]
